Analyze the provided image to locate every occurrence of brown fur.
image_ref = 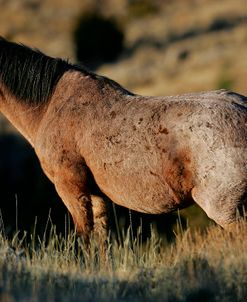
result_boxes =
[1,68,247,240]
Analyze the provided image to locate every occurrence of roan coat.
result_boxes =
[1,37,247,241]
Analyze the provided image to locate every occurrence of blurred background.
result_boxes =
[0,0,246,239]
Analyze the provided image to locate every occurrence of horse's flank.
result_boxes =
[1,37,247,241]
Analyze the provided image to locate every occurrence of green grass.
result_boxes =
[1,220,247,301]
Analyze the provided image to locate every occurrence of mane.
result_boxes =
[0,37,90,105]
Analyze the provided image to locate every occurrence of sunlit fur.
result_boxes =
[1,37,247,242]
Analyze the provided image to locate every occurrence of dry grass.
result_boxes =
[1,219,247,301]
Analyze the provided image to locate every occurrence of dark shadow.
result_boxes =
[108,202,183,243]
[185,288,215,302]
[73,14,124,70]
[0,133,70,237]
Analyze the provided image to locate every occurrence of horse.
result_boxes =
[1,37,247,242]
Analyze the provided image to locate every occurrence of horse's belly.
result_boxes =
[92,166,181,214]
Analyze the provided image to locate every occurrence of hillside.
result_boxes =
[0,0,246,96]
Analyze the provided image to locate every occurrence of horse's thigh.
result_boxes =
[191,183,247,228]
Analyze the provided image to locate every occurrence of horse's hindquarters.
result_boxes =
[192,147,247,227]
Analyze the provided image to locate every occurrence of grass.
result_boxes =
[1,219,247,301]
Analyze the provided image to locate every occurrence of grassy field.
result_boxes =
[1,218,247,302]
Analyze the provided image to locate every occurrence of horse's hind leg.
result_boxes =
[191,181,247,228]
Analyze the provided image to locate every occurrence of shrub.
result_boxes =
[73,14,124,69]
